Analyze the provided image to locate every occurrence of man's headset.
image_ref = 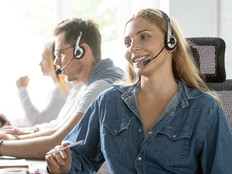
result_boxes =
[55,20,86,75]
[73,20,86,59]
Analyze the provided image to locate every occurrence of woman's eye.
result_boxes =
[124,40,131,47]
[141,35,149,40]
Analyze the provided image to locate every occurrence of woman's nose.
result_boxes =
[129,41,140,53]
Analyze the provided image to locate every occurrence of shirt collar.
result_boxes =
[114,80,204,109]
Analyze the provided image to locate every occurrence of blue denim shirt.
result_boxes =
[65,81,232,174]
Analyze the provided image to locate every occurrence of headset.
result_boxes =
[163,12,177,51]
[143,12,177,66]
[73,20,86,59]
[55,20,86,75]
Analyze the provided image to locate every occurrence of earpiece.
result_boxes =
[163,12,177,51]
[73,20,86,59]
[142,11,177,66]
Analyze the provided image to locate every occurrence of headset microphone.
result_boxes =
[143,46,165,66]
[55,68,62,75]
[55,57,75,75]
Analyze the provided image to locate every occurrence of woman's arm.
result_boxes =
[201,102,232,173]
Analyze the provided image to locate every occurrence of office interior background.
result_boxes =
[0,0,231,118]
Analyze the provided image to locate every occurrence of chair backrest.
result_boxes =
[207,80,232,128]
[187,37,232,129]
[187,37,226,83]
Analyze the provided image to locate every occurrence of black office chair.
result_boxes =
[187,37,232,129]
[187,37,226,83]
[207,80,232,128]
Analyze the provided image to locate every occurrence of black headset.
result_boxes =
[163,12,177,51]
[73,20,86,59]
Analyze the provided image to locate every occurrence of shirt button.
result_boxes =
[172,134,177,138]
[148,131,152,135]
[170,112,174,116]
[138,157,142,161]
[114,129,118,133]
[138,128,142,132]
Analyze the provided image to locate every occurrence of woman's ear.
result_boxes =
[168,46,176,53]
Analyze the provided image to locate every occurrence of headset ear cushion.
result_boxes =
[74,46,85,59]
[165,35,177,51]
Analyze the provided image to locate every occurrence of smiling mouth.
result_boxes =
[133,56,148,63]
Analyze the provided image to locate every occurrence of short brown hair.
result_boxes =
[54,18,101,60]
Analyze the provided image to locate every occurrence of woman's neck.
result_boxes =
[140,75,178,100]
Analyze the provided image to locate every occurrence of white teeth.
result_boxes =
[134,56,146,63]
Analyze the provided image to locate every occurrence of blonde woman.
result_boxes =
[0,41,71,132]
[46,9,232,173]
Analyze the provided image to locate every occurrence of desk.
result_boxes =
[0,158,47,174]
[0,159,110,173]
[27,159,47,173]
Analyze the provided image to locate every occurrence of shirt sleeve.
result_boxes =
[64,99,104,174]
[36,81,111,131]
[76,80,112,114]
[17,85,68,125]
[201,101,232,174]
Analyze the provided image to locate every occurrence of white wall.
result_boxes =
[169,0,232,78]
[55,0,71,22]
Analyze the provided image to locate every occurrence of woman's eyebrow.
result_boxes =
[124,29,149,40]
[136,29,149,35]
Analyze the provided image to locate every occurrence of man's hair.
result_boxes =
[54,18,101,60]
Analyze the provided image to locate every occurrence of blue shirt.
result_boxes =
[65,80,232,174]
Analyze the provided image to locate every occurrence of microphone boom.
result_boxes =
[55,57,75,75]
[143,46,165,66]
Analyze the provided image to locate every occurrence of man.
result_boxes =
[0,18,123,160]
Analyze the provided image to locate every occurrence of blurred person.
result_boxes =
[0,41,71,132]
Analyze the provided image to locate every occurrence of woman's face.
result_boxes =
[124,17,170,76]
[39,47,53,76]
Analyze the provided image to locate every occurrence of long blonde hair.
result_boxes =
[123,8,222,106]
[45,41,70,97]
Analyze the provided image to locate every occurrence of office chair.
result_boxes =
[207,80,232,129]
[187,37,232,129]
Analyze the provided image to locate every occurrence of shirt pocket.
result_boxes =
[154,126,193,165]
[102,119,130,156]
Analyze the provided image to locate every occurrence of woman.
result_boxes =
[46,9,232,173]
[0,41,71,134]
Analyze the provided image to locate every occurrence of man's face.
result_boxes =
[54,32,83,81]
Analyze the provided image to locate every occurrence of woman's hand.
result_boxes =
[0,131,15,140]
[16,76,29,89]
[45,142,72,174]
[0,126,25,135]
